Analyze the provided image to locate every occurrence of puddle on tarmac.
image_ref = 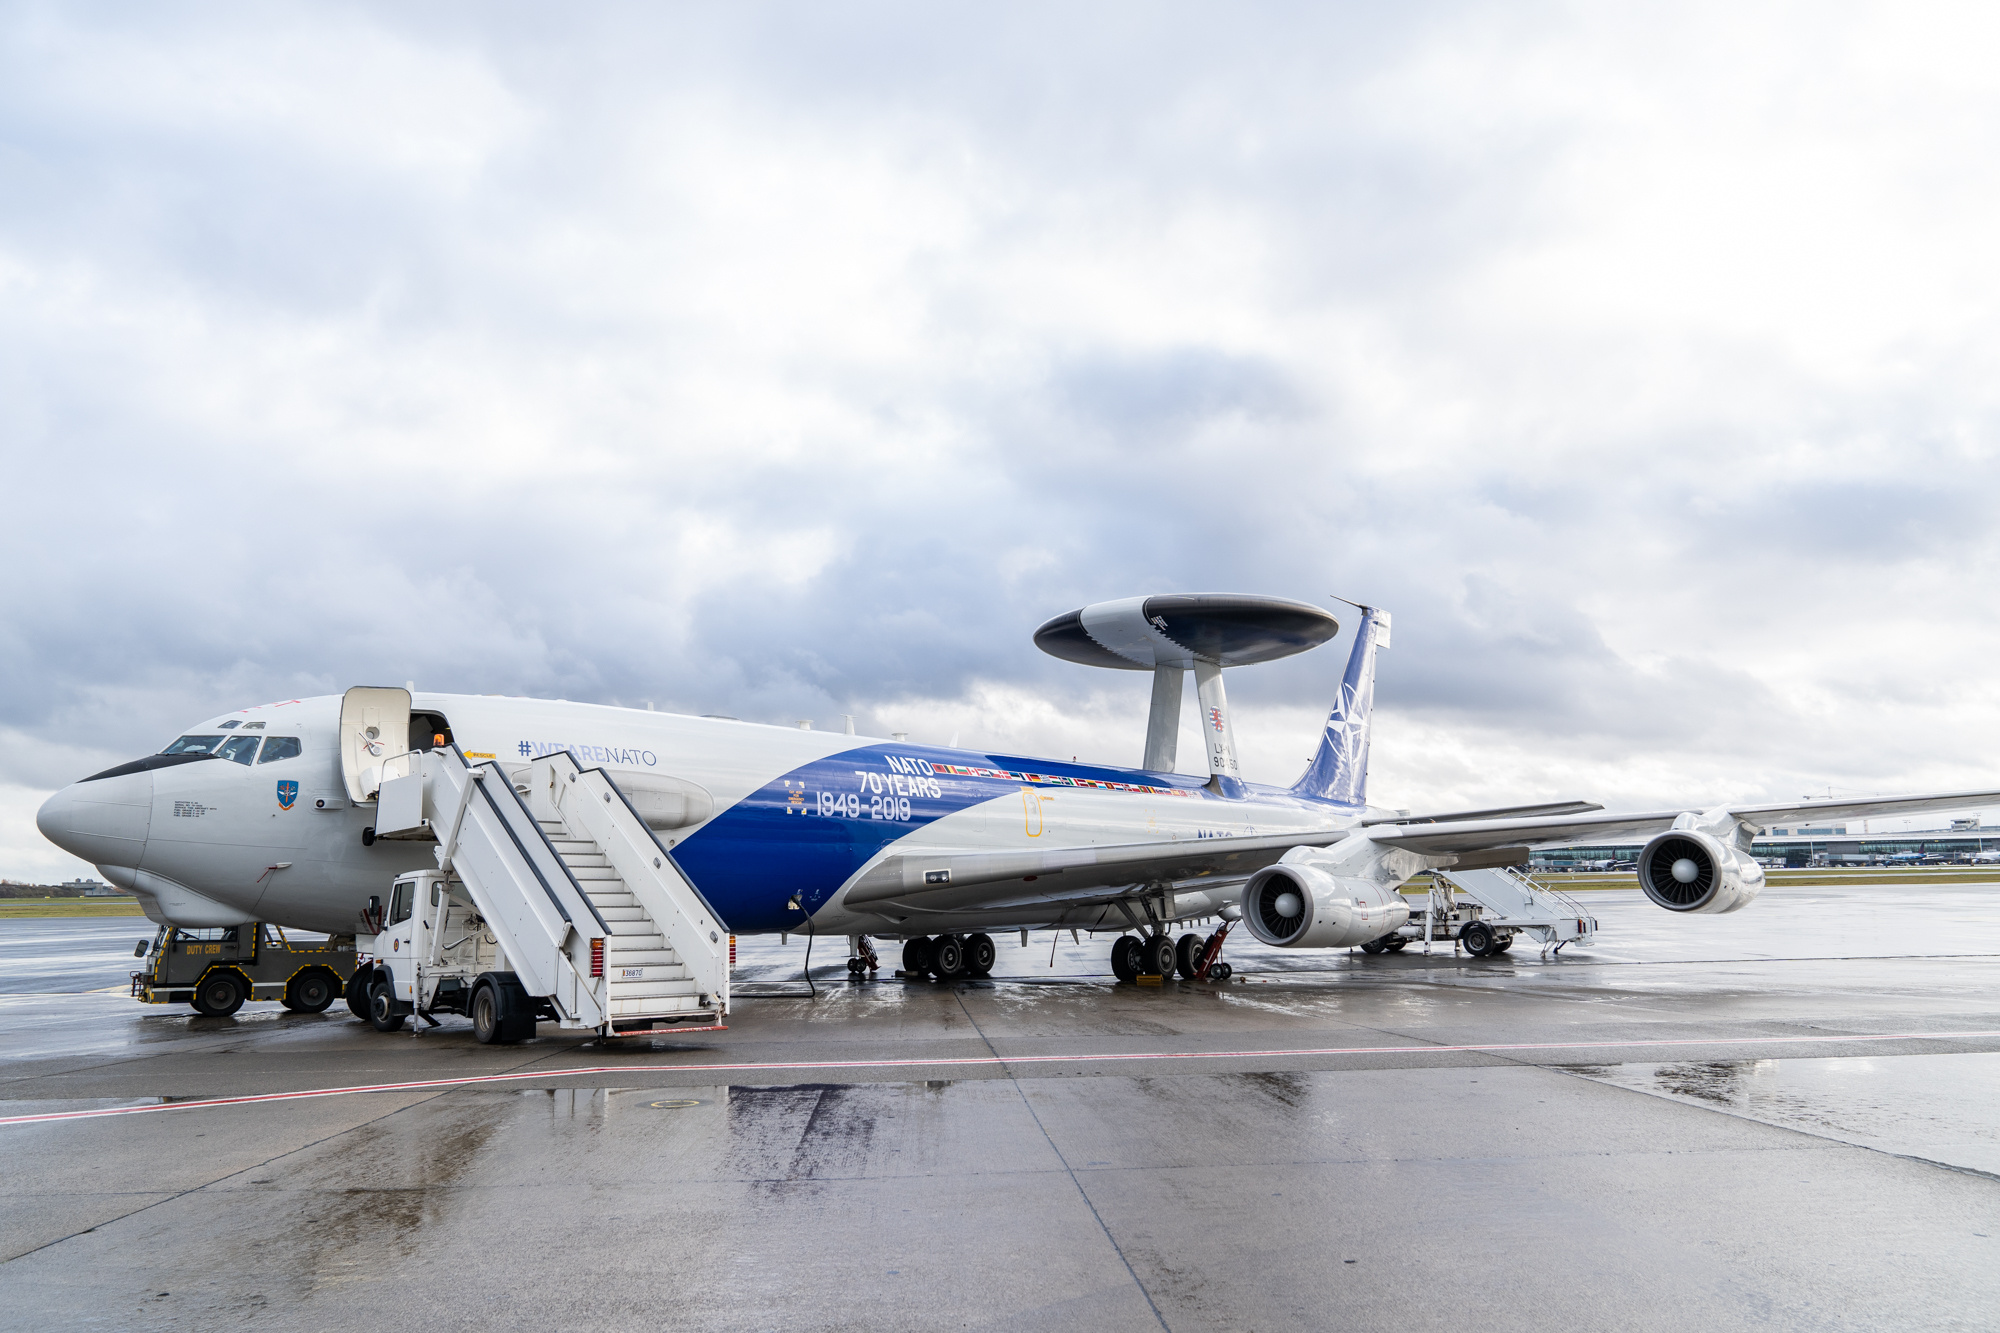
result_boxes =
[1571,1050,2000,1177]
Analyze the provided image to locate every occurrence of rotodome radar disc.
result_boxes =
[1033,593,1340,670]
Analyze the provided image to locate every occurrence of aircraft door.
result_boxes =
[339,686,412,803]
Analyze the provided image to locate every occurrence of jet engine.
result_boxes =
[1637,828,1763,914]
[1240,860,1411,948]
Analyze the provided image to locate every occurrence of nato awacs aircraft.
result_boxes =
[36,593,2000,1035]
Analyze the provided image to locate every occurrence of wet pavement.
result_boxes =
[2,881,1998,1330]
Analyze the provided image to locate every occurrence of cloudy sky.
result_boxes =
[6,1,2000,879]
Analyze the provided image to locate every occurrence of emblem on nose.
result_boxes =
[276,780,299,810]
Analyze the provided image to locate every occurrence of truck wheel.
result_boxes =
[1461,922,1495,957]
[471,983,504,1043]
[284,970,338,1013]
[368,982,406,1033]
[1359,937,1387,954]
[345,966,371,1019]
[191,969,247,1017]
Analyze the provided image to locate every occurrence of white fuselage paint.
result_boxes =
[39,693,1371,939]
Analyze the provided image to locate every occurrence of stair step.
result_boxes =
[609,992,707,1017]
[586,890,637,907]
[594,906,650,922]
[604,948,678,967]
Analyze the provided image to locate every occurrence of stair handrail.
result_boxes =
[438,744,610,936]
[535,751,730,1012]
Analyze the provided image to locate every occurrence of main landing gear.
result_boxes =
[899,933,996,981]
[1112,924,1235,984]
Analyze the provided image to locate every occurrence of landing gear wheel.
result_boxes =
[1141,934,1176,979]
[1111,935,1141,984]
[191,969,246,1017]
[929,935,967,980]
[1209,962,1234,982]
[284,970,337,1013]
[367,981,406,1032]
[901,937,933,977]
[470,982,504,1044]
[345,966,371,1019]
[1174,933,1202,979]
[1461,921,1496,957]
[847,957,868,976]
[964,933,996,977]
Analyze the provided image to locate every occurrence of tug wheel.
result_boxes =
[284,970,338,1013]
[367,981,406,1033]
[190,969,247,1017]
[344,966,371,1019]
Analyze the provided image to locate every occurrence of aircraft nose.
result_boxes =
[37,771,153,867]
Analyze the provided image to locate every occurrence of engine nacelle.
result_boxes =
[1240,859,1412,948]
[1638,828,1763,914]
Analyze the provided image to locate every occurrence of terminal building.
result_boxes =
[1530,818,2000,870]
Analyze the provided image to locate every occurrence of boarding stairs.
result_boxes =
[1425,865,1598,954]
[375,746,729,1034]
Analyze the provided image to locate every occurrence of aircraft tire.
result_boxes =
[902,937,933,976]
[1141,934,1176,979]
[284,969,339,1013]
[1174,933,1202,978]
[191,968,247,1017]
[1110,936,1141,984]
[344,966,371,1019]
[930,935,967,980]
[1461,922,1496,957]
[367,982,406,1033]
[964,933,996,977]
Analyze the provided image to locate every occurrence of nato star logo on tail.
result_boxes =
[275,780,298,810]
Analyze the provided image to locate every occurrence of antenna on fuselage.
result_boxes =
[1031,593,1341,793]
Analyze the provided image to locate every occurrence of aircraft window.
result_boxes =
[243,721,266,731]
[257,736,302,764]
[218,735,262,766]
[389,881,414,925]
[218,720,241,730]
[162,735,227,756]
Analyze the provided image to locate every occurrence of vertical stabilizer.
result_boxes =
[1290,606,1389,806]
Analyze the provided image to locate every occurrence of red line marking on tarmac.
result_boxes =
[7,1028,2000,1129]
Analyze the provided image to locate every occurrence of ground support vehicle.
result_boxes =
[1374,866,1598,958]
[131,923,356,1016]
[350,746,730,1043]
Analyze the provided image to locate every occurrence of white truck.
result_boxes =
[349,747,730,1043]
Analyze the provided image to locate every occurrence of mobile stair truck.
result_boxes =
[350,746,730,1043]
[1378,865,1599,958]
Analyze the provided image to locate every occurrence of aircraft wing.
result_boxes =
[840,787,2000,916]
[1366,787,2000,857]
[841,828,1349,911]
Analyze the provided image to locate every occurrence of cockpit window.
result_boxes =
[162,735,228,756]
[257,737,302,764]
[218,735,261,766]
[218,720,241,730]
